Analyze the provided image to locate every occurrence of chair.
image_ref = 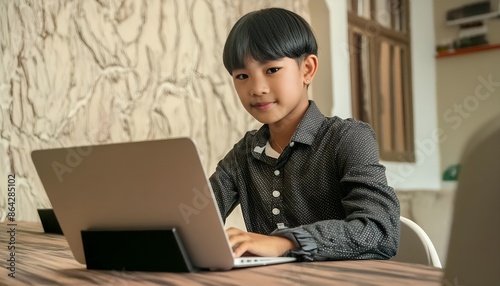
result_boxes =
[443,114,500,285]
[391,216,442,268]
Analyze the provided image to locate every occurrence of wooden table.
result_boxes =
[1,222,443,285]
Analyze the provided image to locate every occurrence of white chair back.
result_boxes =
[392,216,442,268]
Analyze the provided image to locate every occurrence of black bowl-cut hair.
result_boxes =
[223,8,318,74]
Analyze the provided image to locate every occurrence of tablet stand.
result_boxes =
[37,209,63,234]
[81,228,198,272]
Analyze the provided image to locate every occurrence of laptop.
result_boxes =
[31,138,296,271]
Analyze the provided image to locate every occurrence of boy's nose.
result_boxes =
[250,79,270,96]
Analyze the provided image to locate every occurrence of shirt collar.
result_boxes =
[251,100,325,156]
[290,100,325,145]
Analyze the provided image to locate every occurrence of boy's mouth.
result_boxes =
[252,102,275,110]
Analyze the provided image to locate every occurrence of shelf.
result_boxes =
[436,43,500,58]
[446,10,500,26]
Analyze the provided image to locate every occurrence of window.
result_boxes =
[347,0,415,162]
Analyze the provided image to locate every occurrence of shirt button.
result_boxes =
[274,170,280,176]
[272,208,280,215]
[272,190,280,197]
[289,142,295,147]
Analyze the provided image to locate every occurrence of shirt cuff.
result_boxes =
[270,227,318,261]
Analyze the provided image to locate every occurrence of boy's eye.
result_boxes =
[267,67,280,74]
[234,74,248,80]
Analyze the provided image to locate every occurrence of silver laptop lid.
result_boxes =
[31,138,235,270]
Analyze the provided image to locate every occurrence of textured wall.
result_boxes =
[0,0,310,222]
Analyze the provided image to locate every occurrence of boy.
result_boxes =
[209,7,400,261]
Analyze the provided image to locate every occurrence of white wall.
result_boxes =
[326,0,352,119]
[325,0,441,190]
[434,0,500,174]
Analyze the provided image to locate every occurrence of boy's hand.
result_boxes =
[226,227,296,258]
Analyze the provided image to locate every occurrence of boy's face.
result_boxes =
[231,56,311,125]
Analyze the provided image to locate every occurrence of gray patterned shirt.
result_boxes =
[209,101,400,261]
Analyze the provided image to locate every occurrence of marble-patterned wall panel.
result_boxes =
[0,0,310,222]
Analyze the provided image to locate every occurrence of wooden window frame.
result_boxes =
[347,0,415,162]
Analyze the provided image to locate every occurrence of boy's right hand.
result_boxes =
[226,227,295,258]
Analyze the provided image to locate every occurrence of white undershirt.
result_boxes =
[265,141,280,159]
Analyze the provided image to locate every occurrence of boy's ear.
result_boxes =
[302,54,318,85]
